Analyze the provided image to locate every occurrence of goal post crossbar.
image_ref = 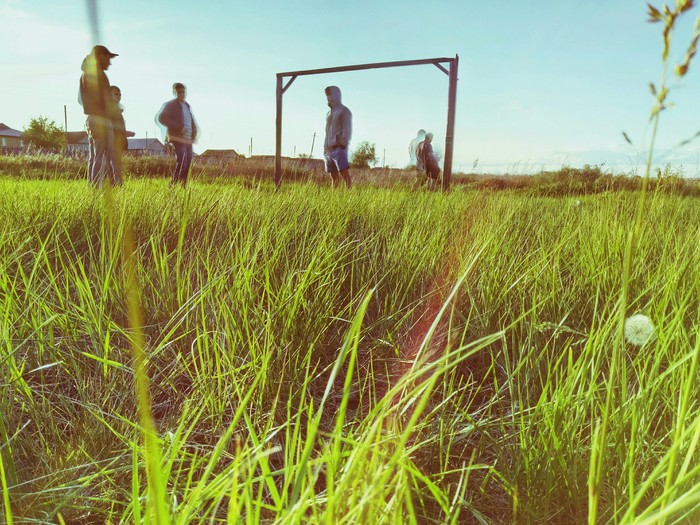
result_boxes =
[278,57,454,80]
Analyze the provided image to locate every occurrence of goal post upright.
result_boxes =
[275,75,283,188]
[443,54,459,191]
[275,55,459,189]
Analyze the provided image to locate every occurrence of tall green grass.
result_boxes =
[0,178,699,523]
[3,3,700,522]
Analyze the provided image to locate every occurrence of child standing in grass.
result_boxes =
[110,85,127,186]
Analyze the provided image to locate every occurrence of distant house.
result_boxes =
[127,137,166,156]
[0,123,23,153]
[66,131,89,155]
[200,149,241,161]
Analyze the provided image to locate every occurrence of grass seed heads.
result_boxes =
[624,313,656,346]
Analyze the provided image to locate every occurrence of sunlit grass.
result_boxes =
[0,177,699,523]
[3,1,700,521]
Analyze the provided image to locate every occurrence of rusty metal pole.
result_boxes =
[275,75,283,188]
[442,54,458,191]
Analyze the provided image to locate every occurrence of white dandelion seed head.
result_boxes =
[624,314,656,346]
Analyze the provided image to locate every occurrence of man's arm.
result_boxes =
[157,101,177,129]
[338,108,352,148]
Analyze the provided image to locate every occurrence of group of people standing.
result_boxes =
[321,93,443,191]
[409,129,441,191]
[78,45,197,188]
[79,44,438,191]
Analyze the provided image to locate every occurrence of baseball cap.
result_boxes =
[92,45,118,58]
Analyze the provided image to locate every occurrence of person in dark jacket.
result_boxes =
[156,83,198,186]
[323,86,352,188]
[417,132,441,191]
[110,85,127,186]
[79,45,120,188]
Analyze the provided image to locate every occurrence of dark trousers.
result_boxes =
[173,142,193,185]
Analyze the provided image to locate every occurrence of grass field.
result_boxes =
[1,174,700,523]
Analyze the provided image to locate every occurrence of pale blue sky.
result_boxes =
[2,0,700,174]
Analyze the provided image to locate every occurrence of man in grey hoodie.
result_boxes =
[323,86,352,188]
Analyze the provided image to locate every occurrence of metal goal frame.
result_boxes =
[275,55,459,189]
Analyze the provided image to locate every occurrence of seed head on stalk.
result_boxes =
[624,313,656,347]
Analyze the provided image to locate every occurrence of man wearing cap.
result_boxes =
[79,45,121,188]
